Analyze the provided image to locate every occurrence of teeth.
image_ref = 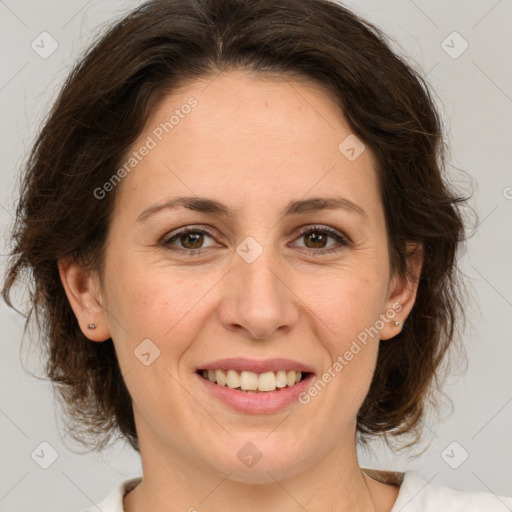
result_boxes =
[226,369,240,388]
[258,371,276,391]
[276,370,287,388]
[215,369,227,387]
[240,370,258,391]
[200,369,305,391]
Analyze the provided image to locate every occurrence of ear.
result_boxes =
[58,257,111,342]
[379,242,423,341]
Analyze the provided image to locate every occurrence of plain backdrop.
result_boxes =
[1,1,511,510]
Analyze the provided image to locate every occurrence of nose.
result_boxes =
[217,248,300,340]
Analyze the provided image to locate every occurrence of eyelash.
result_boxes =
[160,224,349,257]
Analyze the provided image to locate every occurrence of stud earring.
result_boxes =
[394,320,402,327]
[87,323,96,330]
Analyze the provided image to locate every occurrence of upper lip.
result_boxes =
[198,358,315,375]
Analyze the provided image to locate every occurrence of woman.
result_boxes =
[3,0,511,511]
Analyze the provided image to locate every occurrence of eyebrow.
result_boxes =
[136,195,366,223]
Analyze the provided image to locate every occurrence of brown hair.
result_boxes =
[2,0,467,453]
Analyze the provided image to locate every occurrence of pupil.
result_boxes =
[182,232,203,249]
[307,232,326,248]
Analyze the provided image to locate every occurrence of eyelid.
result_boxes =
[292,224,349,242]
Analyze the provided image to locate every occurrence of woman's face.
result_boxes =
[73,70,416,482]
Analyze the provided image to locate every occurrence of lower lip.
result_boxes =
[196,372,315,414]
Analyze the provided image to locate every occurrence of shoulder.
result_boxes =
[78,471,512,512]
[80,477,142,512]
[391,470,512,512]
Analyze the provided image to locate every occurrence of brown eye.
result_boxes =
[303,230,329,249]
[291,225,349,255]
[178,231,205,249]
[162,227,218,254]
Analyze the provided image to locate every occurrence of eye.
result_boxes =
[160,224,349,257]
[290,225,349,255]
[160,226,219,255]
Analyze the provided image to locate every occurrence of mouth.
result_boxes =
[196,368,313,393]
[195,358,316,413]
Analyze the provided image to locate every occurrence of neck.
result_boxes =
[123,424,387,512]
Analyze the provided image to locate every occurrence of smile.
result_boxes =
[197,369,308,392]
[196,367,315,414]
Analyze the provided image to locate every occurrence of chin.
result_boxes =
[201,435,311,484]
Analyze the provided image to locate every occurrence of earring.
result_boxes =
[87,323,96,330]
[394,320,402,327]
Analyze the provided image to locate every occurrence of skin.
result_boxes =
[59,69,422,512]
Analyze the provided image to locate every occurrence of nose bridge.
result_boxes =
[218,237,299,339]
[240,245,282,303]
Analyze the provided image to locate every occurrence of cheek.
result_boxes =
[103,265,215,419]
[103,252,220,366]
[294,267,386,411]
[300,265,388,346]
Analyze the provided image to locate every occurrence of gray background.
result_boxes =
[1,1,511,510]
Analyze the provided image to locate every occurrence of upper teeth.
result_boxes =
[201,369,302,391]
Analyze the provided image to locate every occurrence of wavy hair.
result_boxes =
[2,0,467,452]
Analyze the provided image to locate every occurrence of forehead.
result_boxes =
[113,69,380,220]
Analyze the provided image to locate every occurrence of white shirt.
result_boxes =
[82,470,512,511]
